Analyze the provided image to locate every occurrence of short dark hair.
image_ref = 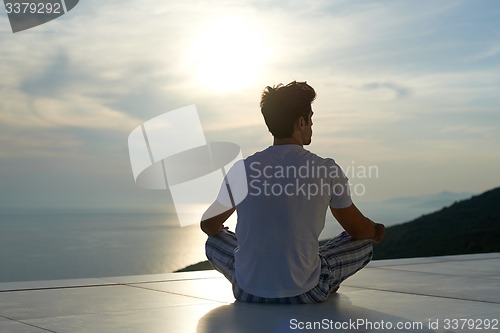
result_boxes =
[260,81,316,139]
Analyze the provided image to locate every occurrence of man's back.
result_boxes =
[201,81,384,303]
[234,144,352,298]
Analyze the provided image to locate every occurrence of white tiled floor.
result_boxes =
[1,253,499,333]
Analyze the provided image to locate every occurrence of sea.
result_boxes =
[0,191,472,283]
[0,209,209,283]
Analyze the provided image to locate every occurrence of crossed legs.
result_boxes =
[206,230,373,303]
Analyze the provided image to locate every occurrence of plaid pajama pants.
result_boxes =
[205,229,373,304]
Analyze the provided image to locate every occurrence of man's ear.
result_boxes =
[297,116,306,129]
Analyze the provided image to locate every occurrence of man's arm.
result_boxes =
[330,203,385,243]
[200,201,236,236]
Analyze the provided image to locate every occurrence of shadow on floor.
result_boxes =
[196,293,436,333]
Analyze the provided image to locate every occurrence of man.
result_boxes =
[201,81,385,303]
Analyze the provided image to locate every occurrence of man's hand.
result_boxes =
[371,222,385,244]
[330,204,385,243]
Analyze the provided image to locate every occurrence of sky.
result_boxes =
[1,0,500,213]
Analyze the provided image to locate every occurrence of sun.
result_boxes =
[189,18,267,92]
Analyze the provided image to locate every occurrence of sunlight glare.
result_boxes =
[190,18,267,92]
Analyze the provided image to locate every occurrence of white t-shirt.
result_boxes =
[224,144,352,298]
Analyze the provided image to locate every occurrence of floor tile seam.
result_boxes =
[370,255,500,268]
[344,285,500,305]
[0,275,223,292]
[368,260,449,268]
[365,266,500,280]
[0,282,121,293]
[16,302,227,324]
[0,315,58,333]
[123,276,223,286]
[0,278,222,293]
[0,282,225,307]
[124,283,232,304]
[8,303,226,323]
[393,271,500,280]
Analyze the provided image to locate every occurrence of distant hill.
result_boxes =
[379,191,474,210]
[355,191,474,225]
[373,187,500,259]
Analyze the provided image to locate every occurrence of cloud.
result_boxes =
[466,44,500,62]
[0,125,82,158]
[1,0,500,208]
[20,52,78,97]
[360,81,411,99]
[32,95,140,129]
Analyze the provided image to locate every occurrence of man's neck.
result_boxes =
[273,137,302,146]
